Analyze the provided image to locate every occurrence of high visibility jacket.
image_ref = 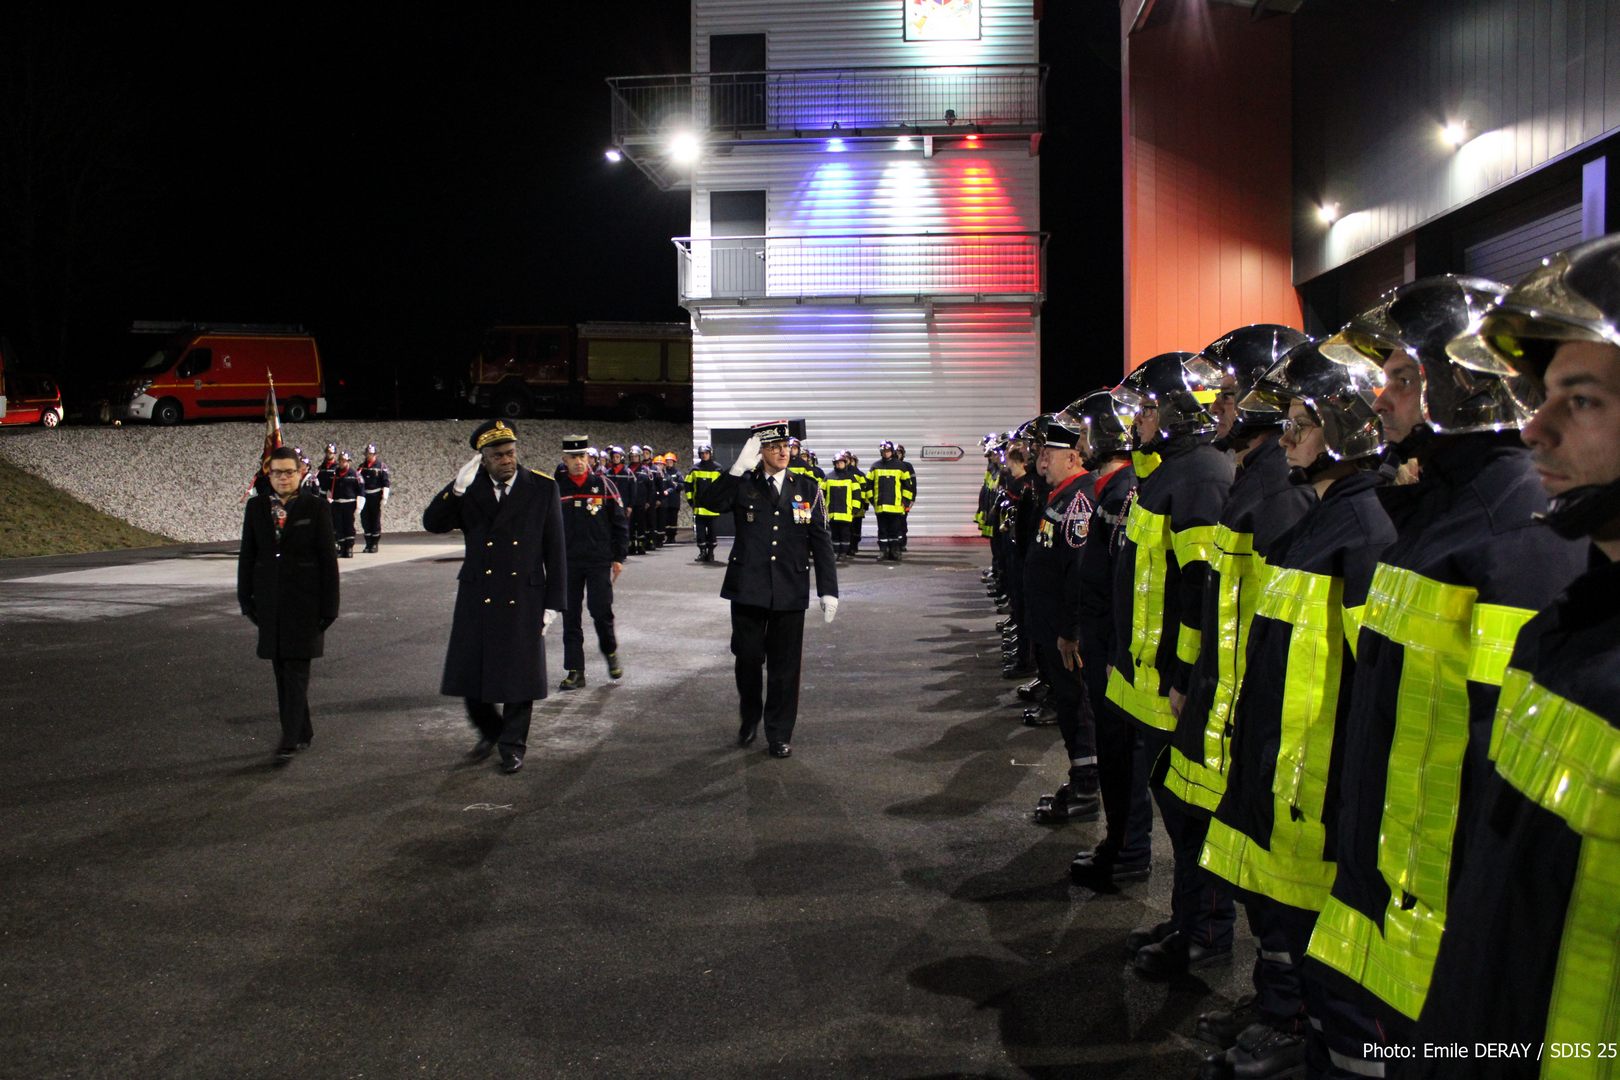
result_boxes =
[1408,553,1620,1077]
[976,466,999,537]
[1131,446,1161,481]
[868,458,914,513]
[1105,436,1234,732]
[1199,470,1394,912]
[1163,436,1316,814]
[847,468,868,514]
[789,460,825,496]
[1304,434,1587,1022]
[1077,461,1136,660]
[825,469,858,522]
[685,461,722,517]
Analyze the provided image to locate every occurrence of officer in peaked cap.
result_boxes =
[422,418,567,774]
[554,433,628,690]
[694,420,839,758]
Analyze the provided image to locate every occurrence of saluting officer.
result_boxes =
[422,420,566,775]
[329,451,365,558]
[358,442,391,553]
[686,445,722,563]
[555,434,628,690]
[696,421,839,758]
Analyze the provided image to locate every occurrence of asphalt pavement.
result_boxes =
[0,534,1250,1079]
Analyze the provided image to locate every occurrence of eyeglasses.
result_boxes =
[268,468,301,477]
[1279,417,1320,438]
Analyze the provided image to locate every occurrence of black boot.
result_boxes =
[1196,994,1262,1048]
[1225,1022,1305,1078]
[1033,783,1100,824]
[1015,677,1047,702]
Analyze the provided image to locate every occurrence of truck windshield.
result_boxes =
[140,346,178,372]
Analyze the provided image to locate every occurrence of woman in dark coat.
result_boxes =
[238,446,341,762]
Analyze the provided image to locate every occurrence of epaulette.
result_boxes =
[529,468,555,483]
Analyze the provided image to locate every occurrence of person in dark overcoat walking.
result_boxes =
[422,420,567,774]
[696,420,839,757]
[238,446,341,764]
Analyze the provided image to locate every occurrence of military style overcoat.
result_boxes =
[238,493,340,660]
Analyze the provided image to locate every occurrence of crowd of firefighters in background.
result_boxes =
[968,233,1620,1080]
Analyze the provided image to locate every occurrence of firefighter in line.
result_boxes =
[687,444,721,563]
[1297,275,1586,1078]
[660,452,683,545]
[846,452,869,557]
[358,441,391,553]
[316,443,339,495]
[1400,233,1620,1077]
[554,433,628,691]
[605,446,636,553]
[329,450,365,558]
[869,440,916,561]
[296,448,323,499]
[895,443,916,553]
[975,434,1000,569]
[825,451,860,559]
[1003,420,1047,712]
[1146,326,1312,979]
[1079,355,1233,957]
[1193,339,1397,1079]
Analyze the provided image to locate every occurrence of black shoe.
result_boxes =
[738,719,759,747]
[1226,1022,1305,1079]
[1021,703,1057,727]
[606,653,623,679]
[768,742,792,758]
[1197,994,1262,1048]
[467,737,496,761]
[1125,919,1175,955]
[1069,849,1152,888]
[1033,785,1100,824]
[1016,677,1048,702]
[995,617,1015,631]
[273,746,296,765]
[499,755,524,775]
[558,670,585,691]
[1133,931,1232,980]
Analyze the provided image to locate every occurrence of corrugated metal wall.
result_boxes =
[693,0,1037,71]
[1295,0,1620,282]
[692,305,1039,537]
[1123,4,1301,370]
[1460,181,1585,283]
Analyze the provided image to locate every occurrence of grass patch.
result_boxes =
[0,457,175,558]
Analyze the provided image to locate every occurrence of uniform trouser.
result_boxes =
[1008,553,1032,665]
[360,493,383,541]
[694,515,718,553]
[1304,969,1410,1079]
[730,603,806,746]
[1094,695,1155,865]
[663,505,678,542]
[990,530,1007,584]
[331,505,357,545]
[1243,895,1318,1029]
[830,521,851,554]
[849,513,865,553]
[465,698,532,760]
[899,510,909,549]
[876,512,905,553]
[563,563,616,672]
[1149,744,1237,950]
[1040,646,1098,793]
[271,657,313,750]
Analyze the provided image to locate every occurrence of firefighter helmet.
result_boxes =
[1063,388,1137,463]
[1243,338,1387,470]
[1112,351,1224,439]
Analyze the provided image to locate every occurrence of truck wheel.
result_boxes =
[41,408,60,428]
[284,398,310,422]
[495,388,530,419]
[153,398,183,425]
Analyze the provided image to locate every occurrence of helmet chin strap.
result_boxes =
[1538,478,1620,540]
[1288,452,1339,486]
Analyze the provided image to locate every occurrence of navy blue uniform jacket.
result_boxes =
[422,466,567,702]
[697,468,838,611]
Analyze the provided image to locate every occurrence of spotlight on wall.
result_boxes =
[1317,202,1340,225]
[1441,121,1468,148]
[668,131,701,165]
[895,136,914,150]
[827,138,846,152]
[604,148,623,163]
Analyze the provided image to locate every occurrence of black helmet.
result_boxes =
[879,439,895,452]
[1243,339,1386,474]
[1011,416,1042,444]
[1321,275,1522,434]
[1113,351,1223,439]
[697,444,713,454]
[1199,324,1309,440]
[1063,388,1136,464]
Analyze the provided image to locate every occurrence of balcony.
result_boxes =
[673,232,1048,313]
[608,65,1046,189]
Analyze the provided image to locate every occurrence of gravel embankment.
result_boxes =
[0,418,696,543]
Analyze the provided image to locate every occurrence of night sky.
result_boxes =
[1,5,1121,415]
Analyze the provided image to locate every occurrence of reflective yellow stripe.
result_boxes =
[1343,604,1366,660]
[1172,523,1217,569]
[1489,667,1620,1073]
[1307,565,1537,1018]
[869,467,907,512]
[1202,814,1336,911]
[1175,623,1202,665]
[1132,449,1160,479]
[1467,603,1535,686]
[1123,504,1173,725]
[1106,665,1176,729]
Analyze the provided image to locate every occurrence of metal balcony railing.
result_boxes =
[609,63,1045,146]
[673,232,1048,308]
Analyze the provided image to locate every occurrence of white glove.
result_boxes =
[356,495,366,515]
[541,609,560,634]
[820,595,839,624]
[729,435,762,477]
[453,454,482,495]
[382,488,391,504]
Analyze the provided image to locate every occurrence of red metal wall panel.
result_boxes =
[1122,2,1301,374]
